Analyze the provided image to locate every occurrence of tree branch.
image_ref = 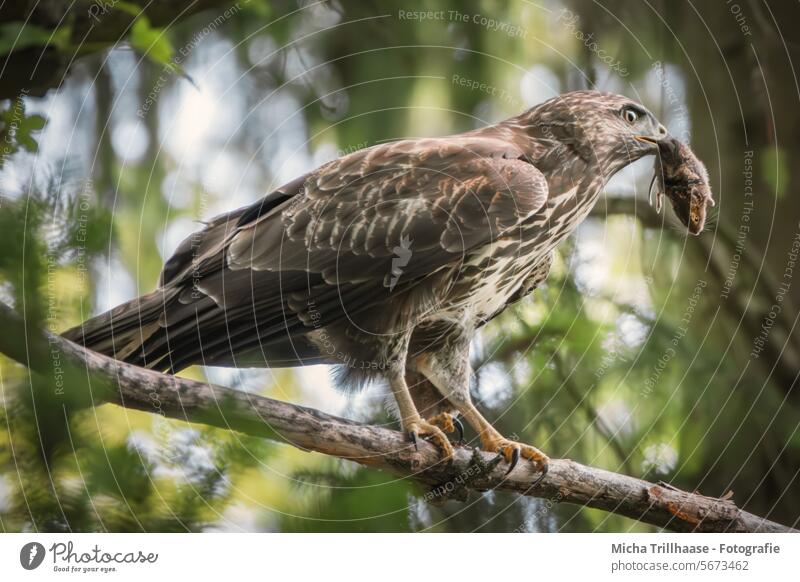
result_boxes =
[1,0,238,99]
[0,302,793,532]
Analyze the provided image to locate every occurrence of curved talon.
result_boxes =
[409,430,419,451]
[531,462,549,488]
[483,436,549,479]
[405,420,455,460]
[452,417,465,444]
[506,447,520,475]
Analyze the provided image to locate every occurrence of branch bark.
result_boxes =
[0,302,793,533]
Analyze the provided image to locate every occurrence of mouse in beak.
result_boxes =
[650,136,715,235]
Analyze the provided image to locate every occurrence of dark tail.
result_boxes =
[62,288,179,370]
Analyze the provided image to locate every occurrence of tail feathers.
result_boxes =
[62,288,179,368]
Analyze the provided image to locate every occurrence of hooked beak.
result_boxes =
[636,125,668,147]
[635,135,659,145]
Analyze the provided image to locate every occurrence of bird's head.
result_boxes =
[523,91,667,174]
[513,91,715,234]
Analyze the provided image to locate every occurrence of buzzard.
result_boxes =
[65,91,708,481]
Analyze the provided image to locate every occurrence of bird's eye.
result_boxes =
[622,107,639,124]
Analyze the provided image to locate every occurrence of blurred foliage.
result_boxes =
[0,97,46,165]
[0,0,798,532]
[0,22,71,56]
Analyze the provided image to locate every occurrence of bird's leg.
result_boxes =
[389,374,454,460]
[456,402,548,480]
[406,370,463,444]
[415,348,547,481]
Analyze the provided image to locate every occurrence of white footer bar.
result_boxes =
[1,533,796,580]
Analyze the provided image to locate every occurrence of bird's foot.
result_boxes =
[482,435,549,485]
[426,412,464,444]
[406,419,454,460]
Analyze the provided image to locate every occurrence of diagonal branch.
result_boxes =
[0,302,793,532]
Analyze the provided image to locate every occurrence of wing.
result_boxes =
[226,136,549,286]
[143,136,550,370]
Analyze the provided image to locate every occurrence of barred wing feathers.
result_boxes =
[65,136,549,371]
[227,137,548,285]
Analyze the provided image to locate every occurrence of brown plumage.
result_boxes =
[64,91,709,478]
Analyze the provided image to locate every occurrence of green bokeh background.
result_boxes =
[1,0,798,532]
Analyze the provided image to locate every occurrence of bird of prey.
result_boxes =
[65,91,700,480]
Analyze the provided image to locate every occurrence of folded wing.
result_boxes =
[67,136,549,372]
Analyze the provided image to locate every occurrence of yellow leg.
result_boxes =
[413,350,546,477]
[389,376,454,459]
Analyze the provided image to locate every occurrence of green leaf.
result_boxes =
[242,0,272,19]
[0,22,71,56]
[17,134,38,152]
[0,22,53,55]
[130,16,175,69]
[0,99,47,163]
[22,114,46,131]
